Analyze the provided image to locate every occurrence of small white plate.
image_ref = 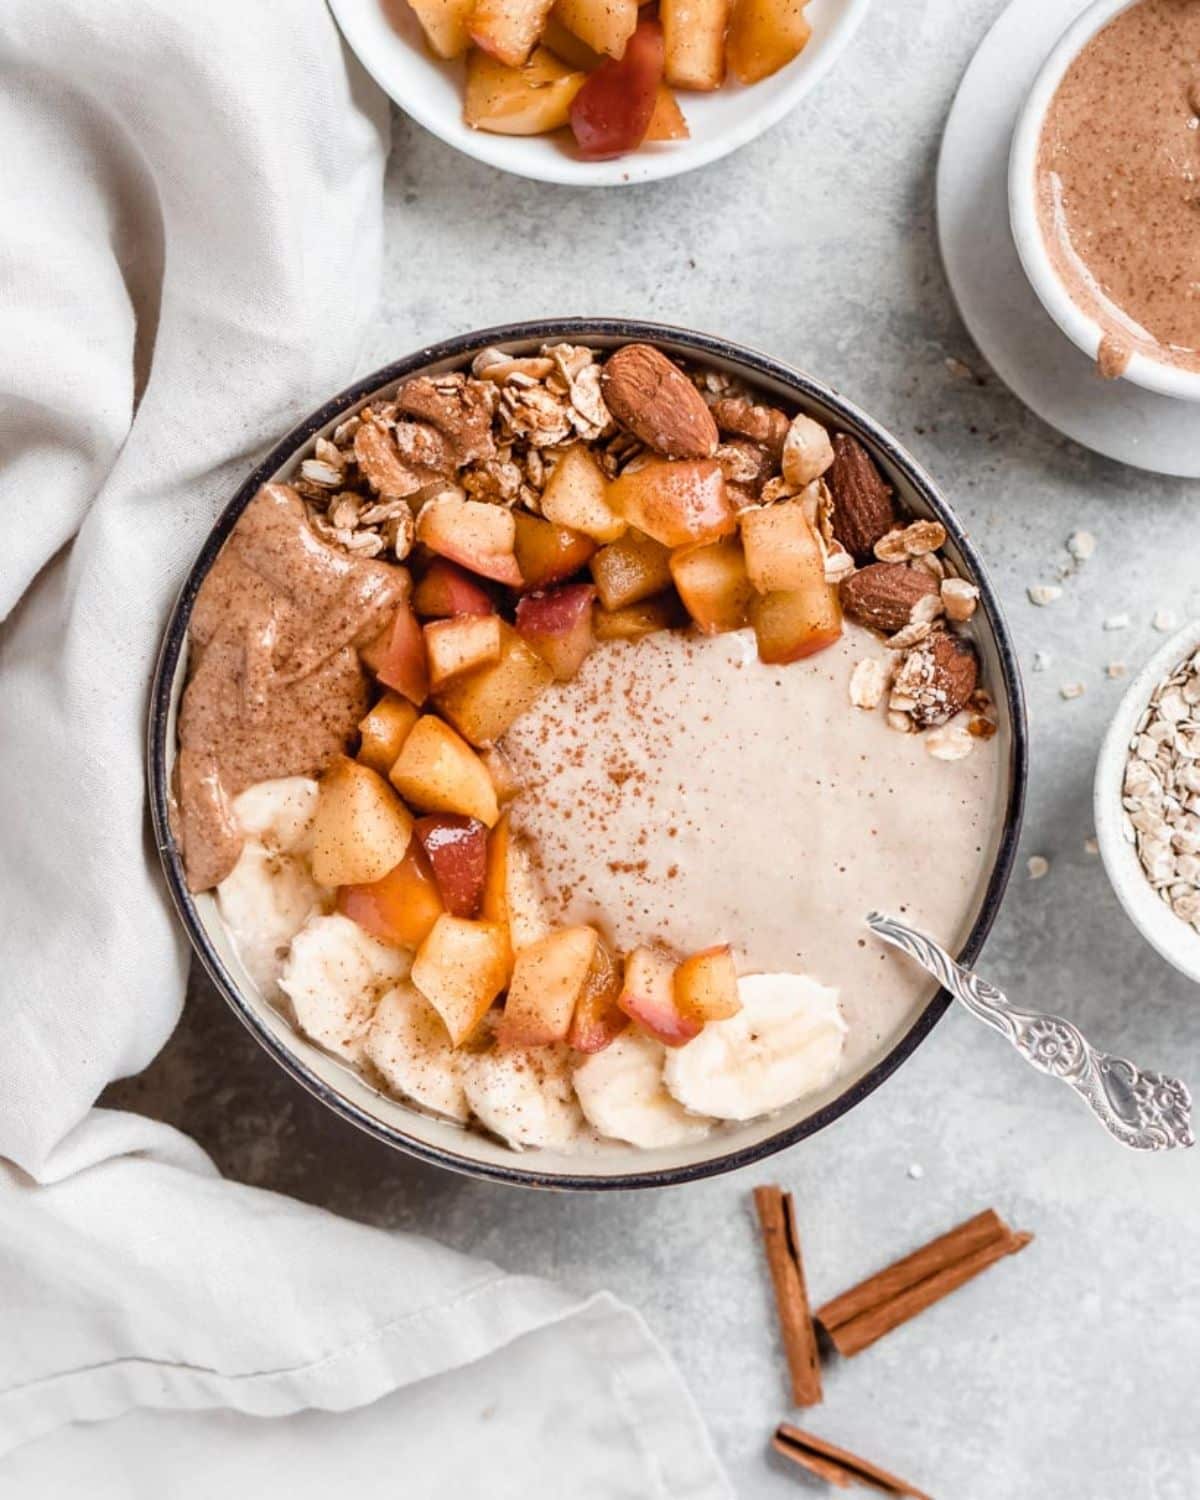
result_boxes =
[937,0,1200,477]
[1095,620,1200,986]
[329,0,870,186]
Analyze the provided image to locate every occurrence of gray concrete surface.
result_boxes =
[107,2,1200,1493]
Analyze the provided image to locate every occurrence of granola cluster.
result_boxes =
[1123,649,1200,930]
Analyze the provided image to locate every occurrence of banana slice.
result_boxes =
[364,983,469,1123]
[574,1030,713,1149]
[462,1043,584,1151]
[663,974,847,1121]
[232,777,320,854]
[279,912,410,1064]
[217,840,329,996]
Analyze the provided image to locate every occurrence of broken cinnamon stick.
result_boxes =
[815,1208,1032,1357]
[772,1424,932,1499]
[753,1185,822,1406]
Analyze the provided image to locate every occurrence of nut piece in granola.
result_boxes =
[874,518,947,563]
[601,344,719,459]
[941,577,979,622]
[840,562,940,637]
[781,413,835,490]
[394,373,496,467]
[890,631,979,729]
[711,395,790,456]
[826,432,897,561]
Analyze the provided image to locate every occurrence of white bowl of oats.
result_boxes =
[1095,618,1200,985]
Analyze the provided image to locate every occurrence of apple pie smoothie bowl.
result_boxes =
[151,324,1025,1187]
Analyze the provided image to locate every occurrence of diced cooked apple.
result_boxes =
[550,0,637,56]
[389,715,500,827]
[540,444,625,543]
[480,745,524,804]
[567,934,627,1052]
[433,620,553,745]
[739,496,824,593]
[590,528,674,610]
[406,0,476,58]
[362,599,429,706]
[415,814,488,917]
[749,583,842,664]
[423,614,502,689]
[569,16,665,160]
[467,0,556,67]
[512,509,596,589]
[482,811,513,928]
[541,11,603,67]
[311,757,414,887]
[481,811,551,955]
[515,583,596,680]
[608,459,736,549]
[726,0,811,83]
[464,46,585,135]
[594,592,686,641]
[674,944,741,1022]
[617,946,701,1047]
[411,914,511,1045]
[669,537,753,634]
[644,85,689,141]
[499,925,600,1047]
[337,840,444,949]
[412,558,495,618]
[357,693,420,776]
[662,0,729,89]
[416,493,522,587]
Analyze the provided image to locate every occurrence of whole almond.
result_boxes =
[827,433,897,561]
[602,345,718,459]
[840,563,940,635]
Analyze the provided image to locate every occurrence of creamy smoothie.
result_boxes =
[1036,0,1200,379]
[503,624,1004,1080]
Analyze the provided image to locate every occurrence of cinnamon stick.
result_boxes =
[772,1424,932,1499]
[753,1185,822,1406]
[815,1208,1032,1357]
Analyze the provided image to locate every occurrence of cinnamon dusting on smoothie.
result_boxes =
[1036,0,1200,379]
[176,483,407,890]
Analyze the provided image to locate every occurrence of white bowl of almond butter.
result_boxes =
[1095,620,1200,985]
[150,320,1025,1189]
[329,0,870,184]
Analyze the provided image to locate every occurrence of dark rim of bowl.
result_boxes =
[148,317,1028,1192]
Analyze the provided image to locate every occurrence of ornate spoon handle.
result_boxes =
[867,912,1194,1152]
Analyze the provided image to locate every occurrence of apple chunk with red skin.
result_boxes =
[515,584,596,680]
[499,924,600,1047]
[512,510,596,590]
[569,16,665,160]
[674,944,741,1022]
[361,598,429,707]
[567,934,627,1052]
[617,946,701,1046]
[608,459,736,549]
[468,0,557,67]
[411,914,512,1046]
[414,814,488,918]
[311,757,414,888]
[337,840,444,949]
[669,537,753,634]
[416,493,523,587]
[412,559,495,619]
[423,614,502,690]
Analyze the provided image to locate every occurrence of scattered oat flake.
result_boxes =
[945,357,974,380]
[1028,584,1062,606]
[907,1163,925,1180]
[1084,836,1099,856]
[1153,608,1178,633]
[1060,682,1086,700]
[1027,855,1050,880]
[1067,530,1096,561]
[1106,661,1128,680]
[1032,651,1051,673]
[1103,613,1131,631]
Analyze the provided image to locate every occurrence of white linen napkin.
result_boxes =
[0,4,729,1493]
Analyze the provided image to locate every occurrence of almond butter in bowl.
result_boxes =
[165,338,1011,1169]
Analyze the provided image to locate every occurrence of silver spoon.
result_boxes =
[867,911,1194,1152]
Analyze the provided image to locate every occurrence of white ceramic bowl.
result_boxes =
[1007,0,1200,404]
[329,0,870,186]
[1095,619,1200,985]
